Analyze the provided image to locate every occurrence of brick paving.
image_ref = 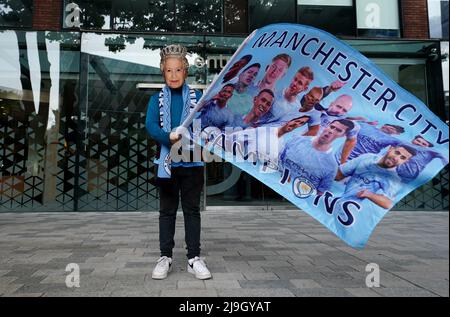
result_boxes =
[0,210,448,297]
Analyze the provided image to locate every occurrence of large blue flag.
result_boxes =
[180,23,449,248]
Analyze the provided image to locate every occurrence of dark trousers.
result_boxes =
[158,166,204,259]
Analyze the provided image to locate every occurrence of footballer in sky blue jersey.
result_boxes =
[318,95,360,139]
[199,84,236,130]
[256,53,292,92]
[337,145,417,209]
[279,119,355,194]
[229,115,311,173]
[268,79,345,120]
[396,135,449,182]
[233,63,261,94]
[226,63,261,116]
[241,89,275,128]
[268,66,314,118]
[317,94,363,164]
[269,87,324,135]
[279,108,321,129]
[344,122,405,161]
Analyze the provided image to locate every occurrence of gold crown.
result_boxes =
[160,44,188,60]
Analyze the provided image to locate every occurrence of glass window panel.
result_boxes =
[356,0,400,38]
[63,0,175,32]
[429,0,443,38]
[0,31,81,211]
[345,39,433,55]
[249,0,296,32]
[175,0,222,33]
[300,0,352,5]
[76,33,207,210]
[200,37,446,211]
[356,29,400,38]
[428,0,449,40]
[442,1,449,39]
[0,0,33,27]
[373,60,428,105]
[72,0,113,30]
[112,0,174,32]
[205,35,245,84]
[224,0,248,34]
[65,0,230,33]
[297,0,355,36]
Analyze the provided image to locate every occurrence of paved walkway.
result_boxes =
[0,210,448,297]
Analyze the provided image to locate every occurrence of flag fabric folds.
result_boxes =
[181,23,449,248]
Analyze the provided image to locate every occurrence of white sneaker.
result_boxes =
[187,256,212,280]
[152,256,172,280]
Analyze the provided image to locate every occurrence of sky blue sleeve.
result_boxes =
[145,94,171,148]
[318,170,335,193]
[397,161,420,182]
[346,121,360,139]
[378,177,399,201]
[194,90,203,120]
[434,151,449,164]
[340,154,363,177]
[308,111,321,127]
[199,101,216,127]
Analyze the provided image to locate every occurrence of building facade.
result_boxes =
[0,0,448,212]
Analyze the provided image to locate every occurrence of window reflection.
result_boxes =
[0,30,447,211]
[176,0,222,33]
[297,0,355,37]
[0,31,81,210]
[249,0,295,31]
[64,0,174,31]
[204,36,245,83]
[0,0,33,28]
[65,0,225,33]
[428,0,449,39]
[224,0,248,34]
[75,0,112,30]
[112,0,173,31]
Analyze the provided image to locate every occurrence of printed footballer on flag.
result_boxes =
[179,23,449,248]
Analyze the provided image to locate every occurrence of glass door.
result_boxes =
[202,35,290,210]
[0,30,81,212]
[77,32,205,211]
[372,58,428,105]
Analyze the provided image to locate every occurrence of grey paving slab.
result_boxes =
[43,290,113,297]
[177,280,206,289]
[290,279,322,289]
[218,288,295,297]
[243,272,280,280]
[372,287,438,297]
[161,289,218,297]
[110,289,161,297]
[6,292,44,297]
[204,280,242,289]
[0,283,24,296]
[205,272,245,280]
[0,210,448,297]
[291,288,355,297]
[315,277,367,289]
[344,288,381,297]
[238,280,296,289]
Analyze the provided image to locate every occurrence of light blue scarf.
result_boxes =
[156,83,197,178]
